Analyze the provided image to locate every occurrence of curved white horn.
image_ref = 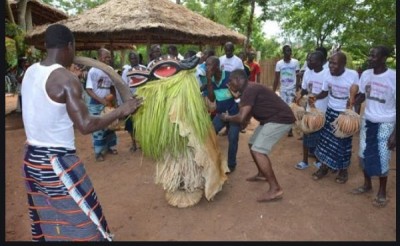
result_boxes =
[73,56,133,103]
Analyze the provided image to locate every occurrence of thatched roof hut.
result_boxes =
[8,0,68,26]
[24,0,246,51]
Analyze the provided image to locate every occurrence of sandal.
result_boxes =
[335,169,348,184]
[372,196,388,208]
[295,161,309,170]
[95,153,104,162]
[313,162,322,169]
[108,149,118,155]
[312,164,328,180]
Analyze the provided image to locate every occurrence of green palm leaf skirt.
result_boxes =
[133,69,228,207]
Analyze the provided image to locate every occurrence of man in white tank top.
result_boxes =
[21,24,143,241]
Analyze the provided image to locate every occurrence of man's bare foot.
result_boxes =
[257,190,283,203]
[246,174,267,182]
[351,185,372,195]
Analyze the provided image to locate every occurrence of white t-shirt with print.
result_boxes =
[322,68,359,112]
[358,68,396,123]
[301,68,329,112]
[302,67,311,86]
[275,58,300,90]
[85,67,113,99]
[219,55,244,72]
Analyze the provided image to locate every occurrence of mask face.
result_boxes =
[127,66,150,87]
[127,55,200,87]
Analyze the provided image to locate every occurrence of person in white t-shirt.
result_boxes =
[273,44,300,137]
[310,52,359,184]
[300,47,329,83]
[218,42,244,136]
[119,51,147,152]
[86,48,118,161]
[219,41,244,72]
[119,51,147,105]
[350,45,396,208]
[294,51,328,170]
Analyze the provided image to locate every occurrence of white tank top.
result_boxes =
[21,63,75,149]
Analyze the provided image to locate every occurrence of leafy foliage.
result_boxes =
[22,0,396,68]
[182,0,281,59]
[5,37,18,69]
[5,21,27,63]
[258,0,396,65]
[42,0,107,15]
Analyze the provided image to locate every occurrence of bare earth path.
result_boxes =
[5,95,397,241]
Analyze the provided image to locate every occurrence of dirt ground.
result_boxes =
[4,95,397,241]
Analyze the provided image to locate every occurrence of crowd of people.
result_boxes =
[17,23,395,241]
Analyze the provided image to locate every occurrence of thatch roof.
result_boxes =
[24,0,246,51]
[9,0,68,26]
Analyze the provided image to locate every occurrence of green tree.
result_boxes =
[5,20,27,59]
[339,0,396,61]
[230,0,270,52]
[42,0,107,15]
[183,0,280,59]
[260,0,354,47]
[259,0,396,64]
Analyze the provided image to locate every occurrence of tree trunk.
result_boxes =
[17,0,28,31]
[6,0,15,24]
[208,0,216,22]
[26,3,32,31]
[245,0,256,51]
[176,0,181,4]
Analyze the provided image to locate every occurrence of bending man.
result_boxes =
[221,69,295,202]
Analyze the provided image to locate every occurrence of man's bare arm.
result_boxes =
[47,69,142,135]
[272,71,280,92]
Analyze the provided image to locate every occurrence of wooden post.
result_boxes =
[146,36,151,64]
[25,3,37,60]
[121,49,126,68]
[109,41,114,67]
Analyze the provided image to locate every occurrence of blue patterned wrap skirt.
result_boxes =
[22,145,112,241]
[359,119,395,177]
[314,107,353,170]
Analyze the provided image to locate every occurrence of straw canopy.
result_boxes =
[25,0,246,51]
[9,0,68,26]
